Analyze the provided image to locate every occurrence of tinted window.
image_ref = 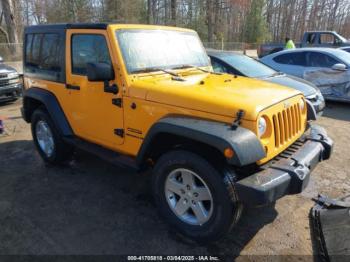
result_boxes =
[273,52,306,66]
[306,33,317,44]
[25,34,33,64]
[72,34,111,75]
[27,34,43,67]
[220,54,276,77]
[40,34,61,71]
[25,33,63,81]
[307,52,339,67]
[211,59,228,73]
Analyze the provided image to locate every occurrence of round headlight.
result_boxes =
[258,117,267,137]
[299,99,305,111]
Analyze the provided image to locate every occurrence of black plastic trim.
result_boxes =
[22,87,73,137]
[306,99,317,121]
[24,23,109,33]
[136,117,266,167]
[235,124,333,207]
[65,84,80,90]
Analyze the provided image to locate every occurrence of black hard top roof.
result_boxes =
[24,23,109,33]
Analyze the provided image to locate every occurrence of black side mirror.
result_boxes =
[86,62,114,81]
[86,62,118,94]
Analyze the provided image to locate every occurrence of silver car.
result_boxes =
[339,46,350,53]
[261,48,350,101]
[260,48,350,78]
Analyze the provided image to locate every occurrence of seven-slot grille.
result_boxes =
[272,103,302,148]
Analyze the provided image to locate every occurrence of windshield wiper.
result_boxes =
[171,65,223,75]
[131,67,180,77]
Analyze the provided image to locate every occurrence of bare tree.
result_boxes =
[1,0,20,56]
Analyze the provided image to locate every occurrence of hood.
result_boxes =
[0,63,16,74]
[261,74,317,97]
[129,73,301,121]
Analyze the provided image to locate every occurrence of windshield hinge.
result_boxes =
[112,98,122,108]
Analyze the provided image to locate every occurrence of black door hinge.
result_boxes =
[114,129,124,138]
[112,98,122,108]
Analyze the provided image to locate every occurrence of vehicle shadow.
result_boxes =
[323,101,350,121]
[0,99,19,109]
[0,139,278,256]
[205,205,278,257]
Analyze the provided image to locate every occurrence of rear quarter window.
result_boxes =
[24,32,64,82]
[273,53,306,66]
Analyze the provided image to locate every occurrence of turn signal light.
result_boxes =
[224,148,234,159]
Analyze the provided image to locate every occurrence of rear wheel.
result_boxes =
[31,108,73,164]
[152,150,242,243]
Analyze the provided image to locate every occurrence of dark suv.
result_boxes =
[0,57,22,102]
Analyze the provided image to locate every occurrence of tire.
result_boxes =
[31,108,73,164]
[152,150,242,243]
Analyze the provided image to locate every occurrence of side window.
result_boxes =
[72,34,111,75]
[26,34,43,67]
[211,59,227,73]
[307,52,339,67]
[25,34,33,65]
[24,33,63,82]
[306,33,317,44]
[40,34,61,72]
[273,53,306,66]
[320,34,335,44]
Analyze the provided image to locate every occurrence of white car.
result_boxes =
[260,48,350,78]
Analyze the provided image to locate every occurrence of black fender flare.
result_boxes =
[136,117,266,167]
[22,87,74,136]
[306,99,317,121]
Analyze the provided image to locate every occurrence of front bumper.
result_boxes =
[235,125,333,207]
[0,83,22,98]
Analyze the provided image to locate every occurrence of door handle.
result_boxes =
[66,84,80,90]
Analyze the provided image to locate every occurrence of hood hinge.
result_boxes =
[231,109,245,130]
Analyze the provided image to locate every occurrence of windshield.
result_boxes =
[116,29,210,74]
[220,54,277,78]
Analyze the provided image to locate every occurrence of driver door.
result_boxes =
[65,29,124,149]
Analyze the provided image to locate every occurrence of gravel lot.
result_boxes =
[0,99,349,258]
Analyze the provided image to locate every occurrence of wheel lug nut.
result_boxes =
[186,185,191,190]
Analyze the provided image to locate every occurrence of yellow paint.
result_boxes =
[24,24,308,165]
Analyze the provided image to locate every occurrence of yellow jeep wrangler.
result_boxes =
[22,23,333,242]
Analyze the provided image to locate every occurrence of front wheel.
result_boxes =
[152,150,242,243]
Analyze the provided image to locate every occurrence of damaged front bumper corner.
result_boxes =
[235,125,333,207]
